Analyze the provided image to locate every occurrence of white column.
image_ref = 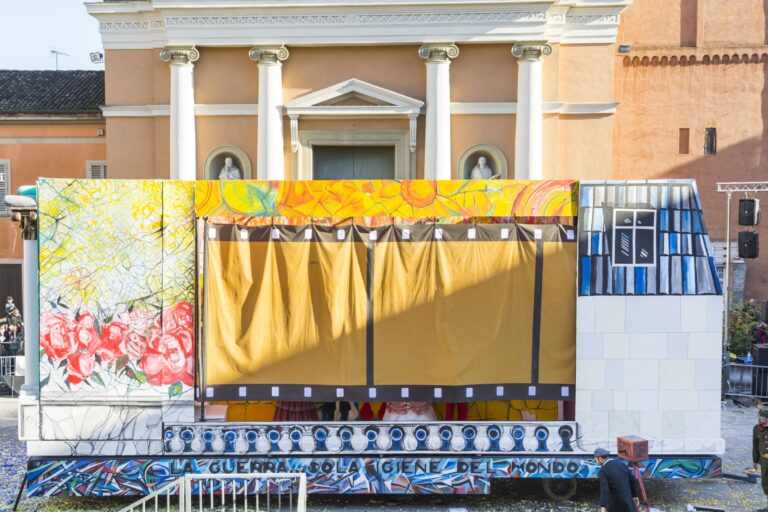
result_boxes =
[419,44,459,180]
[250,47,289,180]
[512,43,551,180]
[161,46,199,181]
[17,212,38,397]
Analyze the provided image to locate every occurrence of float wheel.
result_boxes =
[542,478,578,501]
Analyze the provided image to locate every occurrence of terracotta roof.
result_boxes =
[0,70,104,115]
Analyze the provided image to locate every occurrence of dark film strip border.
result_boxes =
[203,383,576,403]
[207,222,573,244]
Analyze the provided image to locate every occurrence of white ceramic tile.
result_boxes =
[608,411,641,437]
[629,333,667,359]
[659,439,687,453]
[591,390,614,411]
[688,332,722,360]
[577,411,610,440]
[622,360,659,390]
[639,411,663,439]
[576,359,606,391]
[695,359,723,391]
[626,296,681,333]
[605,363,623,390]
[627,390,658,412]
[575,389,593,413]
[685,411,721,440]
[683,438,726,455]
[577,297,596,334]
[577,333,604,359]
[594,297,626,333]
[658,390,697,411]
[706,296,725,334]
[613,391,628,411]
[681,296,709,333]
[697,390,722,413]
[603,333,630,359]
[659,360,695,390]
[661,411,686,439]
[666,332,689,359]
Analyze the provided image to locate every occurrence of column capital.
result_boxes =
[419,44,460,62]
[512,42,552,60]
[249,46,290,64]
[160,45,200,65]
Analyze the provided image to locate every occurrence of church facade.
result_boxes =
[89,0,624,183]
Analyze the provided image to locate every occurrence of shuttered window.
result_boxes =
[0,160,9,217]
[86,161,107,179]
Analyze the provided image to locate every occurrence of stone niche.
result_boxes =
[458,144,509,180]
[204,145,252,180]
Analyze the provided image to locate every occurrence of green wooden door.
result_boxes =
[313,146,395,180]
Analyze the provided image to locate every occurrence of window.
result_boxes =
[612,208,657,267]
[313,146,396,180]
[705,128,717,155]
[678,128,690,155]
[86,161,107,179]
[0,160,9,217]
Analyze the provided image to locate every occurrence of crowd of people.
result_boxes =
[1,296,23,356]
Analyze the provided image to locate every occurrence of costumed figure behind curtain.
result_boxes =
[274,401,318,422]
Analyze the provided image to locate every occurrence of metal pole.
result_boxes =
[724,191,732,347]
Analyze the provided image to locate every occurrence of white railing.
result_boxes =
[118,472,307,512]
[117,477,181,512]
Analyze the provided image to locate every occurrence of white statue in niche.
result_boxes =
[218,156,242,180]
[469,156,498,180]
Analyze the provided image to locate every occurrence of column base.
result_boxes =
[18,393,40,441]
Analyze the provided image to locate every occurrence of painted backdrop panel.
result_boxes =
[38,179,195,399]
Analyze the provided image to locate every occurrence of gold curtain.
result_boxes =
[204,224,575,399]
[205,232,368,386]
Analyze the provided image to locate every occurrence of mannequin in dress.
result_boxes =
[382,402,437,421]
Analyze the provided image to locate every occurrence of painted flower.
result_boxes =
[120,331,147,362]
[141,326,194,387]
[119,309,154,338]
[67,350,96,385]
[76,324,101,353]
[401,180,437,208]
[40,311,77,361]
[151,301,194,334]
[73,312,101,353]
[97,321,128,364]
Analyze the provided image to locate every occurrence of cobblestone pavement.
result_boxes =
[0,396,763,511]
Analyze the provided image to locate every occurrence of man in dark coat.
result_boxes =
[752,407,768,509]
[595,447,641,512]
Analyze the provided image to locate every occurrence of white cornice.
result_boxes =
[102,101,617,117]
[87,1,630,48]
[0,137,106,144]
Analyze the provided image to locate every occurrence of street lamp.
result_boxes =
[90,52,104,64]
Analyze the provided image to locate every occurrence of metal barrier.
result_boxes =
[724,362,768,399]
[0,356,16,394]
[118,472,307,512]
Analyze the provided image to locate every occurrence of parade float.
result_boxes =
[12,177,724,498]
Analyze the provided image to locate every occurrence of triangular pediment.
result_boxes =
[285,78,424,110]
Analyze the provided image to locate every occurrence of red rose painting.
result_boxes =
[40,303,194,392]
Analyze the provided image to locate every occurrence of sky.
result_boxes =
[0,0,104,70]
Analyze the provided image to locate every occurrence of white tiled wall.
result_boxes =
[576,295,725,455]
